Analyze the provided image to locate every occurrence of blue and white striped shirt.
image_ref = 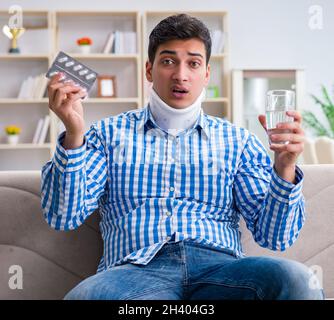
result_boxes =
[41,106,305,273]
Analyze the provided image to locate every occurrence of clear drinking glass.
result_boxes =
[265,90,295,145]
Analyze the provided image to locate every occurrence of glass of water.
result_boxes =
[265,90,295,145]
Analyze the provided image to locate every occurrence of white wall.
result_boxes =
[1,0,333,116]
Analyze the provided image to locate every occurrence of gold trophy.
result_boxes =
[2,25,25,53]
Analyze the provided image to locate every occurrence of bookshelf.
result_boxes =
[0,10,53,170]
[0,10,141,170]
[0,10,230,170]
[142,11,230,120]
[53,10,142,151]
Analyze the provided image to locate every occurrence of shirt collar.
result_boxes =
[137,105,210,139]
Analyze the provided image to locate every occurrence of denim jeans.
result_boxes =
[64,240,325,300]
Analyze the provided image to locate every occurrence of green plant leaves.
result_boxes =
[303,85,334,138]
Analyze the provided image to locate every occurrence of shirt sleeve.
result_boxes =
[40,124,108,230]
[233,132,305,251]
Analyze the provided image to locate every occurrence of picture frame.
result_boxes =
[97,75,117,98]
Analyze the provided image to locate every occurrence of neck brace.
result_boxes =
[148,88,206,136]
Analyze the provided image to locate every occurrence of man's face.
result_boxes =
[146,38,210,109]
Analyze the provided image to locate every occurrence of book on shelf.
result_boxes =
[102,31,136,54]
[18,73,48,100]
[32,115,50,144]
[211,30,226,54]
[102,32,115,54]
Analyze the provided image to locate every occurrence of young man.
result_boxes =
[42,14,323,300]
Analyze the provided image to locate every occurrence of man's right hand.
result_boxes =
[47,72,87,149]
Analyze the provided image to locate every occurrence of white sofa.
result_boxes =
[0,165,333,299]
[302,137,334,164]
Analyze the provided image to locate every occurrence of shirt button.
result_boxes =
[166,211,172,217]
[62,159,67,165]
[170,187,175,192]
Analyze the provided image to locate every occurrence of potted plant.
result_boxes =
[77,37,92,54]
[302,85,334,138]
[302,85,334,163]
[5,125,21,145]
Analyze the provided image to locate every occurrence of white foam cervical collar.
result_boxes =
[148,88,206,136]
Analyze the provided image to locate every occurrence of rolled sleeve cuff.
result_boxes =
[269,165,304,204]
[53,131,87,174]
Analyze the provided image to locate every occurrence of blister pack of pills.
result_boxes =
[45,51,98,92]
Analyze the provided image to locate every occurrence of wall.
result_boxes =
[1,0,333,129]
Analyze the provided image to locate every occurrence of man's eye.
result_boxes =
[191,61,200,68]
[162,59,173,65]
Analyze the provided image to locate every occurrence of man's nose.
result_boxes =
[172,63,189,82]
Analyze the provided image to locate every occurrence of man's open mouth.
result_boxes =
[171,87,189,98]
[172,89,189,94]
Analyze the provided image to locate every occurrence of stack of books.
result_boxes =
[32,115,50,144]
[211,30,226,54]
[17,73,48,99]
[102,31,137,54]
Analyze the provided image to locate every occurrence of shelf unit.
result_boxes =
[0,10,53,170]
[232,68,305,162]
[0,10,141,170]
[0,10,230,170]
[142,11,230,120]
[53,10,142,152]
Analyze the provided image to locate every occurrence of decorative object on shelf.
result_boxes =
[97,75,117,98]
[302,85,334,139]
[2,25,25,54]
[76,37,92,54]
[206,85,219,98]
[5,125,21,145]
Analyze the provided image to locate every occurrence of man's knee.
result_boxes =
[63,273,123,300]
[263,257,324,300]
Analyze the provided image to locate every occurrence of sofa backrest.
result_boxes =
[0,165,333,299]
[240,164,334,299]
[0,171,102,299]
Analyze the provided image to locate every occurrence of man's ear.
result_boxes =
[146,60,153,83]
[204,63,211,86]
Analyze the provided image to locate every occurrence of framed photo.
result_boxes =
[97,75,117,98]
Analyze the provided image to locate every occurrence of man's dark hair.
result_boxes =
[148,13,212,65]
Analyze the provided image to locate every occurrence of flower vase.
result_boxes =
[7,134,19,145]
[79,45,91,54]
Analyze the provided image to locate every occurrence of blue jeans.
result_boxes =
[64,240,325,300]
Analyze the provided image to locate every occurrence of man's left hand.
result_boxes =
[258,110,305,182]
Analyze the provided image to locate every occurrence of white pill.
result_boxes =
[73,64,83,71]
[65,61,75,67]
[58,56,68,63]
[86,73,96,80]
[79,69,89,76]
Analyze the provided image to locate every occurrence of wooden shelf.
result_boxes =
[211,54,228,59]
[0,98,48,104]
[204,97,229,103]
[0,143,51,150]
[84,97,140,104]
[0,54,50,60]
[67,53,139,60]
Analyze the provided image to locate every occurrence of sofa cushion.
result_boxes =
[0,245,81,300]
